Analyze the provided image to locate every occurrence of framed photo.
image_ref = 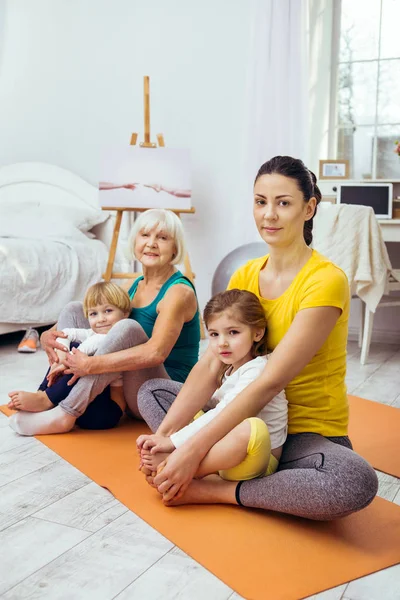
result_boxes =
[319,159,350,180]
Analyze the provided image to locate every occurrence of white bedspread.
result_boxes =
[0,236,108,324]
[313,204,392,313]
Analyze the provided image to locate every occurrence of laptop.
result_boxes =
[337,183,393,219]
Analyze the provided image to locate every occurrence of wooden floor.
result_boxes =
[0,336,399,600]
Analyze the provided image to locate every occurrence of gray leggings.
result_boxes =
[137,379,379,521]
[58,302,169,418]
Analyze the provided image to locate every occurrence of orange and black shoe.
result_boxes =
[17,328,39,353]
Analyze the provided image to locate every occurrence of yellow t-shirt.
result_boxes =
[227,250,350,437]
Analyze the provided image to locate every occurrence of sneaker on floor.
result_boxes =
[17,328,39,353]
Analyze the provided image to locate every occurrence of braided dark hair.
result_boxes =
[255,156,321,246]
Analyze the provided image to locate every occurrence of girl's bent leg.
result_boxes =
[196,418,272,481]
[59,319,170,419]
[218,418,272,481]
[137,378,183,432]
[236,433,378,520]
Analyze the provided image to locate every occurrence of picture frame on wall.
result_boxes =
[319,159,350,180]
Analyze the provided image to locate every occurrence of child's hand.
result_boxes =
[47,363,66,387]
[142,434,175,454]
[136,433,153,452]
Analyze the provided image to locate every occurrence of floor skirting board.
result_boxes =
[348,327,400,345]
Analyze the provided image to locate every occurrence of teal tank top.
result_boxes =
[128,271,200,383]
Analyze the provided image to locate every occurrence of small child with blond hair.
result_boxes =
[8,282,131,424]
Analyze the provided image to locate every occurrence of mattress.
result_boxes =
[0,236,108,325]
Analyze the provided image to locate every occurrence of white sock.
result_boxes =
[9,406,76,436]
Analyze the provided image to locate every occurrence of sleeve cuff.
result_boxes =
[170,431,184,448]
[56,337,71,350]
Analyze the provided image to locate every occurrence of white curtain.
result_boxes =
[245,0,310,182]
[0,2,6,74]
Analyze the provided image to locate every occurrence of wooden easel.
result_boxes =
[101,76,204,337]
[102,76,197,285]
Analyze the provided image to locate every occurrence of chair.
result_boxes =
[312,203,398,364]
[359,269,400,364]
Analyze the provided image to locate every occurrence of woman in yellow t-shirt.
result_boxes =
[137,156,378,520]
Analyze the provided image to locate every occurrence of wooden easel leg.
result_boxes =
[103,210,123,281]
[182,251,195,284]
[181,251,206,340]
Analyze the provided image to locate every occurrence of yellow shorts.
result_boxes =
[219,417,279,482]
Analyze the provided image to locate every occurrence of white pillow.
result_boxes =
[0,199,108,232]
[53,205,108,231]
[0,214,90,241]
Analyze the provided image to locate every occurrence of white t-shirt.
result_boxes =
[170,355,288,450]
[56,327,123,387]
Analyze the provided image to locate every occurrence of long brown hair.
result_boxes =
[204,289,268,385]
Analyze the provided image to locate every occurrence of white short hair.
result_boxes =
[128,209,186,265]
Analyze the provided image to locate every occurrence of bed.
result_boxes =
[0,162,129,335]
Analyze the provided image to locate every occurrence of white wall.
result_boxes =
[1,0,399,342]
[0,0,259,310]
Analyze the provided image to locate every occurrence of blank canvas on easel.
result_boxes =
[99,146,192,211]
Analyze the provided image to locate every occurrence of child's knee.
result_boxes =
[246,417,271,456]
[106,319,148,346]
[219,418,271,482]
[230,419,253,450]
[61,301,84,319]
[66,301,84,311]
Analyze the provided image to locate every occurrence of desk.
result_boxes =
[319,179,400,242]
[378,220,400,242]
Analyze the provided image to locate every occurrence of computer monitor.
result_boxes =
[337,183,393,219]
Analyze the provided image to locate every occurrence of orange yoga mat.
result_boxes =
[348,395,400,478]
[1,403,400,600]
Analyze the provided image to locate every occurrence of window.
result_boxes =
[332,0,400,179]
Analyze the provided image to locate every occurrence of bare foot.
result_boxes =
[141,450,170,473]
[140,464,153,476]
[140,460,168,488]
[139,465,158,488]
[163,475,237,507]
[8,390,54,412]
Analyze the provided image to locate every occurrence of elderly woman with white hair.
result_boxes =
[10,209,200,435]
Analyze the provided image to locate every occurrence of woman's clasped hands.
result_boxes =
[40,329,92,385]
[40,329,69,364]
